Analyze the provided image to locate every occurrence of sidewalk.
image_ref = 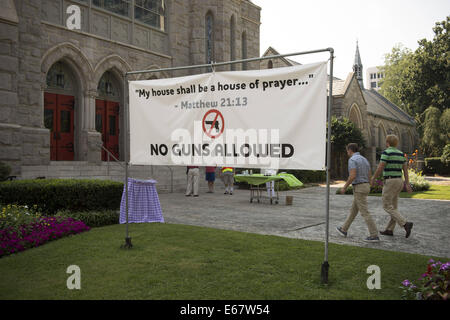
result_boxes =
[157,184,450,259]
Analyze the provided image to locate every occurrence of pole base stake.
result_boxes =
[321,261,329,284]
[121,237,133,249]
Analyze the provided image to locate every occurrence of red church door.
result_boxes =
[95,99,120,161]
[44,92,75,161]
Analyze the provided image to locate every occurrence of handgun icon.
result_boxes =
[205,120,220,130]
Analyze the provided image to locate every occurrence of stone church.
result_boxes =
[0,0,261,189]
[261,45,418,176]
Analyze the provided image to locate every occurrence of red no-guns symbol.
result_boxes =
[202,109,225,139]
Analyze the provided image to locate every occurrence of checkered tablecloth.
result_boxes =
[120,178,164,224]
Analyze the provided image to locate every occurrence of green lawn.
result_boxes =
[0,223,443,300]
[369,185,450,200]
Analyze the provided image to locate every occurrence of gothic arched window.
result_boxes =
[46,62,75,92]
[97,71,120,101]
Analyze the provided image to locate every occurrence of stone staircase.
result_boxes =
[20,161,211,193]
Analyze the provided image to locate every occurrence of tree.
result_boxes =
[382,16,449,117]
[440,108,450,143]
[422,107,444,157]
[380,16,449,156]
[330,116,367,178]
[379,44,414,111]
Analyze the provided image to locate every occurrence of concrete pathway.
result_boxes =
[157,184,450,259]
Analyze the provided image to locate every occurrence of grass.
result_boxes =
[0,222,444,300]
[368,185,450,200]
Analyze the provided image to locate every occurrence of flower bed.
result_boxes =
[0,207,90,258]
[401,259,450,300]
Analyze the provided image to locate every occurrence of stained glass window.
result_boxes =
[135,0,165,30]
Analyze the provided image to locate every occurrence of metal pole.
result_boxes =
[122,73,132,249]
[125,48,333,76]
[321,49,334,284]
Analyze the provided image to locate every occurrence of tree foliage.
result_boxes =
[379,44,413,110]
[440,108,450,143]
[381,16,449,117]
[380,16,450,156]
[422,107,444,156]
[330,116,367,178]
[330,116,367,151]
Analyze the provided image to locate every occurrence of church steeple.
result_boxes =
[353,41,363,88]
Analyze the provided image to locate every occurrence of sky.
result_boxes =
[251,0,450,85]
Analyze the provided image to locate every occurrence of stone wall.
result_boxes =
[0,1,21,174]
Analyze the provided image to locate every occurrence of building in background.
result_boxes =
[366,66,384,91]
[0,0,260,189]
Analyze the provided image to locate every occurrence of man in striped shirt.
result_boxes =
[371,135,413,238]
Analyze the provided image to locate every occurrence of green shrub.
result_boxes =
[55,210,120,228]
[424,157,450,175]
[0,162,11,182]
[284,170,326,183]
[0,179,124,215]
[441,144,450,163]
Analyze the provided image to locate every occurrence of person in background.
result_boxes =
[185,165,199,197]
[205,166,216,193]
[336,143,379,242]
[371,134,413,238]
[221,167,234,195]
[263,168,278,199]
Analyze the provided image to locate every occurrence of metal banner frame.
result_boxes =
[122,48,334,284]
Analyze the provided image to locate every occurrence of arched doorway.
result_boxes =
[44,62,77,161]
[95,71,121,161]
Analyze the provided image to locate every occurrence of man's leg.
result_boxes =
[193,168,199,196]
[341,193,359,233]
[384,218,396,233]
[382,179,407,228]
[185,169,193,196]
[224,174,230,193]
[266,182,271,197]
[354,184,378,237]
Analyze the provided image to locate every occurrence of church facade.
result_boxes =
[0,0,261,177]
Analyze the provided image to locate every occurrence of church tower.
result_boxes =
[353,41,364,88]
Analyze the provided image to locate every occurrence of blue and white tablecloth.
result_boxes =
[120,178,164,224]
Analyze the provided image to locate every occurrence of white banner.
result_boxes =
[129,61,328,170]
